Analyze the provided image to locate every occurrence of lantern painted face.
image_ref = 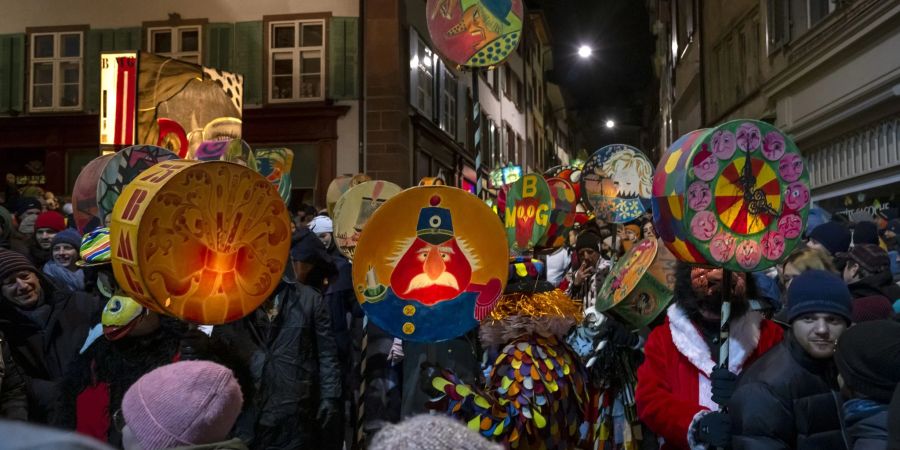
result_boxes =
[690,211,718,241]
[736,123,761,151]
[784,182,810,211]
[761,231,785,261]
[687,181,712,211]
[711,130,736,159]
[102,294,147,341]
[692,148,718,181]
[779,154,804,182]
[778,214,803,239]
[710,232,737,263]
[735,240,761,270]
[762,131,786,160]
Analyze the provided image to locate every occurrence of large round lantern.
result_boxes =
[110,160,291,324]
[333,180,403,260]
[581,144,654,223]
[425,0,524,68]
[651,120,810,272]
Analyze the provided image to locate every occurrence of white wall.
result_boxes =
[0,0,358,32]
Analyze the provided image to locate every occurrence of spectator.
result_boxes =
[883,219,900,252]
[838,244,900,301]
[642,220,656,240]
[851,295,895,323]
[566,231,605,310]
[16,210,66,269]
[290,215,336,292]
[834,320,900,450]
[121,361,245,450]
[635,263,784,450]
[0,330,27,420]
[0,206,12,250]
[309,215,334,250]
[0,248,100,422]
[209,275,342,449]
[0,419,114,450]
[854,221,880,246]
[731,270,852,450]
[8,197,42,256]
[773,246,838,326]
[808,221,852,256]
[622,223,642,252]
[370,414,502,450]
[42,229,84,292]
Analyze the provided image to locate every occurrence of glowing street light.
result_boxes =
[577,45,593,59]
[605,119,615,129]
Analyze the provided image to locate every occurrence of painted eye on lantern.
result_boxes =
[429,215,441,228]
[110,299,122,313]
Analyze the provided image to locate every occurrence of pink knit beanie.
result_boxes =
[121,361,243,450]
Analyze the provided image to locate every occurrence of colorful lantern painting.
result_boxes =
[504,173,554,254]
[581,144,654,223]
[545,165,583,205]
[327,174,371,217]
[97,145,180,226]
[425,0,524,68]
[651,120,811,272]
[255,148,294,205]
[111,160,291,325]
[189,139,258,170]
[72,154,115,234]
[352,186,508,342]
[333,180,403,260]
[536,177,577,251]
[596,238,676,330]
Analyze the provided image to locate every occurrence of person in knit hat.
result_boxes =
[121,361,245,450]
[0,248,100,422]
[808,221,852,256]
[566,230,608,310]
[853,220,880,246]
[41,228,84,292]
[13,210,66,269]
[851,295,895,323]
[731,270,852,450]
[8,197,43,263]
[837,243,900,302]
[834,320,900,449]
[369,414,502,450]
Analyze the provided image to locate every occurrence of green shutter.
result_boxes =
[84,29,117,114]
[205,23,234,71]
[233,21,262,105]
[114,27,141,51]
[0,33,25,114]
[328,17,359,100]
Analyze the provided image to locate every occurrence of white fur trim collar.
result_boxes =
[667,304,763,377]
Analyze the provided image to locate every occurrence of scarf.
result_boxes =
[43,261,85,292]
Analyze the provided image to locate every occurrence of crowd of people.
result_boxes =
[0,177,899,450]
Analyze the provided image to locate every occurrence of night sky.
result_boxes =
[532,0,655,152]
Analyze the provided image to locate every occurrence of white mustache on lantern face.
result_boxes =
[403,271,459,294]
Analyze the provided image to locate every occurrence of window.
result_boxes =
[147,26,201,63]
[807,0,836,28]
[269,19,325,102]
[505,123,516,163]
[676,0,695,58]
[29,31,82,111]
[409,30,435,118]
[439,65,457,137]
[767,0,836,51]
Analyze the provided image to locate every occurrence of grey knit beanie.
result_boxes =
[370,414,503,450]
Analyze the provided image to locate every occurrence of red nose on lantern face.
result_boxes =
[391,238,472,305]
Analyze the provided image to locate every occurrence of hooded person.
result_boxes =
[425,259,595,449]
[834,320,900,450]
[0,248,101,422]
[730,270,853,450]
[838,244,900,302]
[121,361,245,450]
[42,228,85,292]
[51,228,191,447]
[635,262,784,450]
[807,221,852,256]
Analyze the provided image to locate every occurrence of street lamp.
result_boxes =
[605,119,615,129]
[577,45,592,59]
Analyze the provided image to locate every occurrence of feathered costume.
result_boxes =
[427,259,596,449]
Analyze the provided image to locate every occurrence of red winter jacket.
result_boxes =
[635,305,783,450]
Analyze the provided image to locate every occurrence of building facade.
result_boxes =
[651,0,900,218]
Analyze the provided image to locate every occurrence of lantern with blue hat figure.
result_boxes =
[425,0,524,68]
[422,177,595,448]
[353,187,507,342]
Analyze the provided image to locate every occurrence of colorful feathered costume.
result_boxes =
[427,259,596,449]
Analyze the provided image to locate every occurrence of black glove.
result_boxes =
[418,362,442,398]
[604,318,640,349]
[179,328,210,361]
[694,411,732,448]
[710,366,738,407]
[316,398,341,426]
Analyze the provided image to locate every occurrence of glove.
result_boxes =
[710,366,738,407]
[179,328,210,361]
[316,398,341,426]
[418,362,442,397]
[604,317,640,349]
[694,411,732,448]
[387,338,404,365]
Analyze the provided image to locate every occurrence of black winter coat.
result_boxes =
[0,280,100,422]
[210,281,341,450]
[0,332,27,420]
[731,335,848,450]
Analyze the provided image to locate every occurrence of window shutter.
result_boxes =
[205,23,234,71]
[233,21,262,106]
[85,29,117,114]
[114,27,141,51]
[0,33,25,114]
[327,17,359,100]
